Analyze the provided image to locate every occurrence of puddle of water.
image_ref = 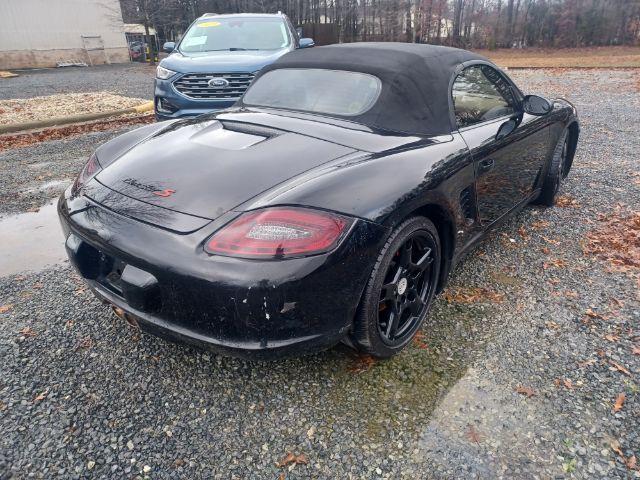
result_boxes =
[416,367,549,475]
[0,201,67,277]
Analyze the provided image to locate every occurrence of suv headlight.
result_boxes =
[156,65,177,80]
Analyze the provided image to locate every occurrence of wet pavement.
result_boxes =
[0,201,66,277]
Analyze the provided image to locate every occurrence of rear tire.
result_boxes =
[535,130,570,207]
[352,216,441,358]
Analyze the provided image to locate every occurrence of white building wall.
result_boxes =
[0,0,129,69]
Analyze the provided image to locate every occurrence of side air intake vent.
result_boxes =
[459,186,477,224]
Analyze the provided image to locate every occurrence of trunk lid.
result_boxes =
[95,119,355,222]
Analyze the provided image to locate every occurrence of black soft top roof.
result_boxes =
[252,42,490,136]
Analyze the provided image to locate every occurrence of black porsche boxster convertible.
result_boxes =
[59,43,579,359]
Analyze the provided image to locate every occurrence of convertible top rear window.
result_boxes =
[243,68,382,117]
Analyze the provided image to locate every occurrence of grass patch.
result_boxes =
[475,46,640,68]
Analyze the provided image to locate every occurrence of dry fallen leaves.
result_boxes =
[555,378,574,389]
[443,287,504,304]
[0,114,154,152]
[276,452,309,468]
[632,345,640,355]
[578,358,596,368]
[0,304,14,314]
[465,424,482,443]
[585,308,605,319]
[543,258,568,269]
[556,195,581,208]
[541,235,560,245]
[609,361,631,376]
[610,439,639,471]
[75,336,94,351]
[604,333,620,342]
[531,220,550,231]
[610,297,624,308]
[33,390,48,403]
[611,439,624,457]
[516,386,536,398]
[18,327,37,337]
[613,393,626,412]
[583,207,640,275]
[412,331,429,350]
[348,354,376,374]
[517,226,529,240]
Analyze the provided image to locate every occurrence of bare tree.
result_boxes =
[118,0,640,48]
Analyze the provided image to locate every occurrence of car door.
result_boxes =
[453,64,550,226]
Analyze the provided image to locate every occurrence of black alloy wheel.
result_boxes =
[536,130,570,207]
[353,216,441,358]
[553,136,568,195]
[378,232,435,344]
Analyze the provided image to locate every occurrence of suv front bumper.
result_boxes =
[154,77,238,121]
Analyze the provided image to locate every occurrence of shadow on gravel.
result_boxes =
[115,294,489,444]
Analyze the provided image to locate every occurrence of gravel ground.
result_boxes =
[1,69,639,479]
[0,127,137,216]
[0,63,155,101]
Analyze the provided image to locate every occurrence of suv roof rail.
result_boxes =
[200,12,218,17]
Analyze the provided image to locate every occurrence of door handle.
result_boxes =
[478,158,495,173]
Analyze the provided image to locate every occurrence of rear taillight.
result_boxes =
[72,153,101,194]
[205,207,353,259]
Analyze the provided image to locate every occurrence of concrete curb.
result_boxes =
[0,101,154,135]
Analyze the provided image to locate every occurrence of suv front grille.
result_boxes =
[173,72,255,100]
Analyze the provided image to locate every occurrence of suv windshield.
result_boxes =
[243,69,382,117]
[180,17,290,52]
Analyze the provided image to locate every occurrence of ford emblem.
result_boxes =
[208,78,229,88]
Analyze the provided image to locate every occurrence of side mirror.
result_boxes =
[496,118,518,140]
[299,38,315,49]
[522,94,552,116]
[163,42,175,53]
[296,27,303,38]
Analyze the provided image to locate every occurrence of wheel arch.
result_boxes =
[565,121,579,176]
[399,202,456,293]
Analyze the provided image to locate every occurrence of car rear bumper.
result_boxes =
[58,190,388,359]
[89,278,348,360]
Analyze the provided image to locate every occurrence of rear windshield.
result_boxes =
[180,17,290,52]
[243,69,382,117]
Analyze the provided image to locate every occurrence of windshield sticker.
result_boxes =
[197,21,221,28]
